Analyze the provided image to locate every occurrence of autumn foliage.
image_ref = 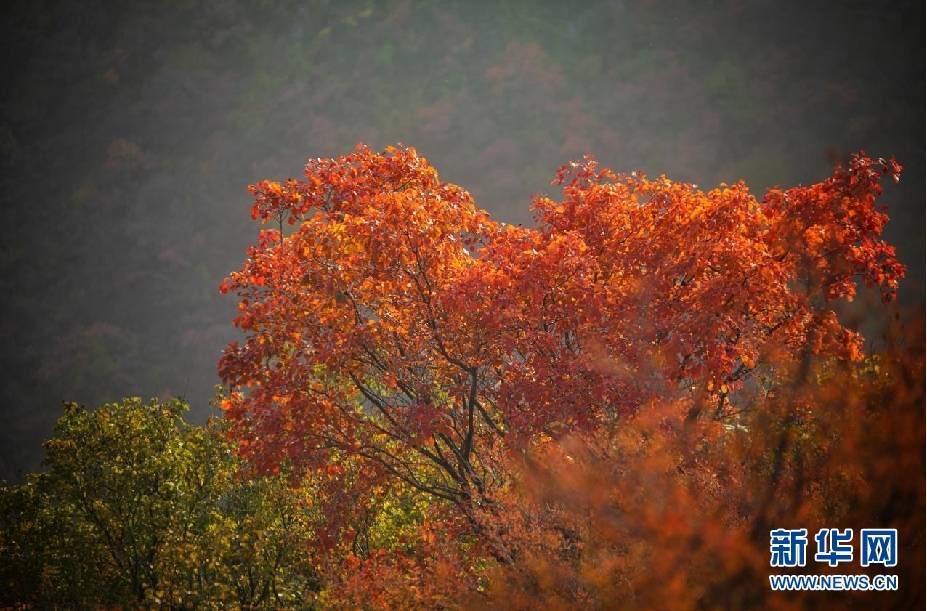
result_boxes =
[214,144,919,608]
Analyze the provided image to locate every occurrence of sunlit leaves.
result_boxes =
[220,144,904,570]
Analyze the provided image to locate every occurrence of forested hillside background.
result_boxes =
[0,0,922,480]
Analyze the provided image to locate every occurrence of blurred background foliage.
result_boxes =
[0,0,922,479]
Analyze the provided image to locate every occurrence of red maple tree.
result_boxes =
[218,145,904,560]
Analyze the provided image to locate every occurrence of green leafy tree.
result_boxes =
[0,397,321,608]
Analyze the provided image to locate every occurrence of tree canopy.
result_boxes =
[218,145,910,568]
[1,398,321,608]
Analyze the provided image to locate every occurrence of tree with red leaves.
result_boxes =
[219,144,904,562]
